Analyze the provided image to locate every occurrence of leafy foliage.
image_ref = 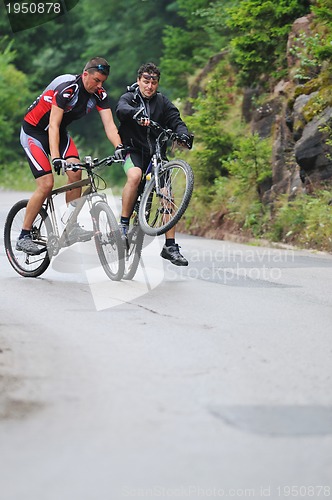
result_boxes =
[160,26,197,96]
[185,59,237,184]
[225,0,311,87]
[0,40,31,166]
[0,3,88,92]
[289,33,321,81]
[267,190,332,250]
[311,0,332,61]
[160,0,237,97]
[78,0,182,99]
[222,133,272,190]
[209,133,272,236]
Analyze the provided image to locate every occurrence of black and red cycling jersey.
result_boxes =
[24,73,111,131]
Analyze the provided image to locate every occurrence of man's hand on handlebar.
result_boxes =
[52,158,67,175]
[136,116,150,126]
[177,133,194,149]
[133,107,150,127]
[114,143,126,161]
[132,114,194,148]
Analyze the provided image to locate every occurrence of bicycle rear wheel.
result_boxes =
[4,199,52,278]
[92,202,125,281]
[138,159,194,236]
[123,210,145,280]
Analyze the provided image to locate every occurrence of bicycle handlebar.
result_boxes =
[63,154,122,174]
[147,120,194,150]
[132,111,194,149]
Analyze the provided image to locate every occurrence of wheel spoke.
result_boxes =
[139,159,194,236]
[93,202,124,281]
[4,200,52,277]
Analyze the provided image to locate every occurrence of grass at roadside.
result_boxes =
[0,162,37,191]
[183,184,332,252]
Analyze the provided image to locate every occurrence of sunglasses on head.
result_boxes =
[86,64,110,75]
[141,73,159,82]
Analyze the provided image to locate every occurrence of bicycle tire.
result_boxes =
[4,199,52,278]
[138,159,194,236]
[123,213,145,280]
[92,201,125,281]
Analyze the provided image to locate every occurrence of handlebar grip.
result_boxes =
[187,134,194,150]
[174,133,194,149]
[148,120,160,129]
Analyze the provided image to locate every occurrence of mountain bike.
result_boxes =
[4,155,125,280]
[123,120,194,280]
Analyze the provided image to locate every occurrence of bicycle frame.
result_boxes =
[146,121,193,198]
[41,159,113,255]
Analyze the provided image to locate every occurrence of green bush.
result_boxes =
[221,132,273,194]
[186,59,238,184]
[268,190,332,250]
[0,161,36,191]
[0,40,31,165]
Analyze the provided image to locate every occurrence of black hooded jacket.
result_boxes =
[115,83,189,157]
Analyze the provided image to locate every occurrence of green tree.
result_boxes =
[186,59,236,184]
[213,133,272,235]
[222,132,272,191]
[160,0,237,97]
[226,0,311,87]
[0,2,88,92]
[0,40,31,164]
[79,0,181,100]
[311,0,332,61]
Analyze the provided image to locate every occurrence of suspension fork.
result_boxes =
[153,158,173,206]
[152,155,163,196]
[152,134,167,197]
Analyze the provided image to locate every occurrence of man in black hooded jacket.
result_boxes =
[116,62,192,266]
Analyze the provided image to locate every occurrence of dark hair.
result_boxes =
[84,57,110,75]
[137,62,160,80]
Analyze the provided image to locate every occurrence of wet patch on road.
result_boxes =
[0,341,45,420]
[209,404,332,436]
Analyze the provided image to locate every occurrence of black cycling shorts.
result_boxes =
[20,122,79,179]
[123,150,151,174]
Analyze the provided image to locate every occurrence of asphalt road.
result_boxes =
[0,189,332,500]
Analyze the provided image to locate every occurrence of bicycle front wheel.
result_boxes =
[123,212,145,280]
[138,159,194,236]
[4,199,52,278]
[92,202,125,281]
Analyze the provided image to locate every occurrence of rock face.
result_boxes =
[294,107,332,182]
[249,14,332,198]
[249,83,301,200]
[186,14,332,199]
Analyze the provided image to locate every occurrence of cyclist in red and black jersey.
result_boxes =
[17,57,125,255]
